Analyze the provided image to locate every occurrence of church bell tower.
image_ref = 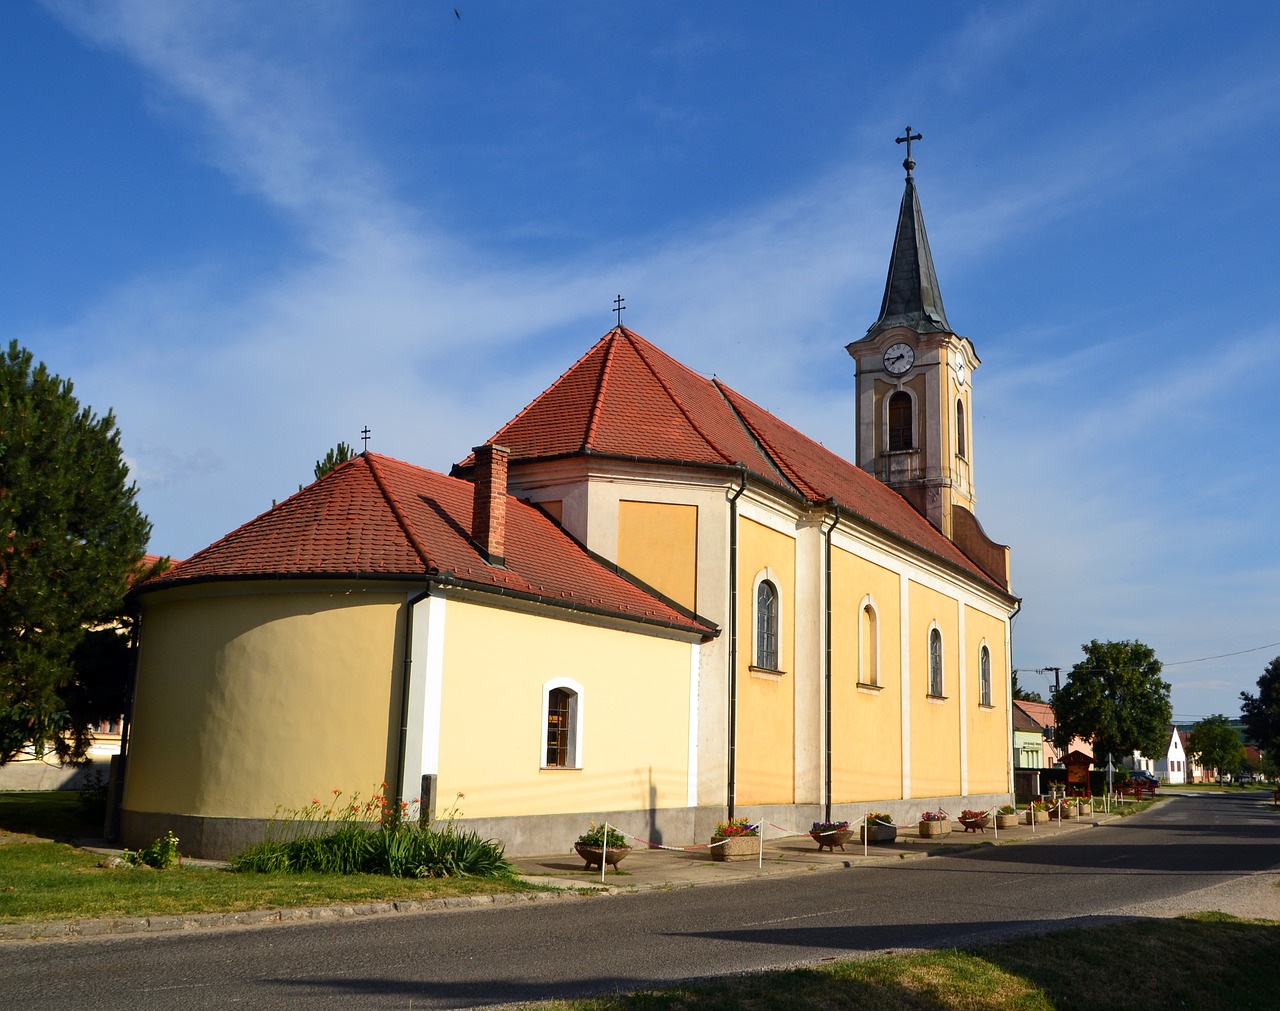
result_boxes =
[846,128,979,541]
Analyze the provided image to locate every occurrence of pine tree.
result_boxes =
[314,441,356,480]
[0,341,152,765]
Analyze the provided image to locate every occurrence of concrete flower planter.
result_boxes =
[574,843,632,871]
[1026,808,1048,825]
[710,835,759,862]
[809,828,853,851]
[917,819,949,838]
[995,813,1019,830]
[860,823,897,844]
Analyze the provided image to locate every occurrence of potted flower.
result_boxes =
[918,810,950,838]
[861,812,896,844]
[1056,798,1075,819]
[809,820,852,851]
[1076,795,1093,816]
[1025,799,1049,825]
[995,804,1019,830]
[958,808,991,832]
[711,817,760,862]
[574,823,632,871]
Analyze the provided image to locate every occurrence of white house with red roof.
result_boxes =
[122,150,1020,858]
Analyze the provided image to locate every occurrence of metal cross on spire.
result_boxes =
[613,294,626,328]
[361,426,371,451]
[896,125,922,177]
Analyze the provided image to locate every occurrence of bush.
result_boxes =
[125,830,180,869]
[230,787,511,879]
[77,768,108,823]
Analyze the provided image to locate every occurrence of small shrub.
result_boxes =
[576,823,628,848]
[77,768,108,822]
[125,830,180,869]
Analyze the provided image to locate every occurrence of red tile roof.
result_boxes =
[466,327,1008,594]
[138,454,713,638]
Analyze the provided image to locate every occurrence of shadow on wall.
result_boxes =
[0,757,110,792]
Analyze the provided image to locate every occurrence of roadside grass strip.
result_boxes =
[542,914,1280,1011]
[0,838,533,924]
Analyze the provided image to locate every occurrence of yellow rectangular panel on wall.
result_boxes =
[908,580,961,798]
[829,547,903,802]
[617,501,698,611]
[965,604,1011,794]
[735,517,796,806]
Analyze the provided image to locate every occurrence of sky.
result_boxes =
[4,1,1279,724]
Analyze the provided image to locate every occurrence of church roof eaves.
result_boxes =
[134,453,713,638]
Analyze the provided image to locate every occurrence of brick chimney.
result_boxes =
[470,443,510,566]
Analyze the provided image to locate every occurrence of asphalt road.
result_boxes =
[3,792,1277,1010]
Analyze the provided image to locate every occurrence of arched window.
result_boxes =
[980,645,992,707]
[860,602,878,686]
[755,579,779,670]
[888,391,913,451]
[542,680,582,768]
[956,400,967,459]
[928,628,943,697]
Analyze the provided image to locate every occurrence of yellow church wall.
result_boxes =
[908,580,961,798]
[617,500,698,611]
[125,587,404,819]
[735,516,796,806]
[829,546,903,801]
[965,604,1010,794]
[435,600,693,819]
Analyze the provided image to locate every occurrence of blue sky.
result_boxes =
[5,2,1279,724]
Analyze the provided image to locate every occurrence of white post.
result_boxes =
[863,809,869,856]
[757,821,763,869]
[601,821,608,884]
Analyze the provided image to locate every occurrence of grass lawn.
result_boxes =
[0,791,535,924]
[541,913,1280,1011]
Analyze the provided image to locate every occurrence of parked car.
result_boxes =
[1129,770,1159,785]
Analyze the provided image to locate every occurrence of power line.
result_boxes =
[1163,641,1280,666]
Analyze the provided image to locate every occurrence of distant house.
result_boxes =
[1013,699,1093,767]
[1152,726,1186,785]
[1177,730,1214,783]
[1013,703,1047,769]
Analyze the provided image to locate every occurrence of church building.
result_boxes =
[121,145,1018,858]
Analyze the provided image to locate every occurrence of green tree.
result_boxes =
[314,441,356,480]
[0,341,152,765]
[1186,714,1245,779]
[1052,639,1173,761]
[1239,656,1280,755]
[1011,670,1045,704]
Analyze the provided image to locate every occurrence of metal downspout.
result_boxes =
[726,467,747,820]
[823,507,838,824]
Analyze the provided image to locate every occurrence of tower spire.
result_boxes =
[865,130,952,340]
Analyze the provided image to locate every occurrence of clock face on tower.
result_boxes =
[883,342,914,375]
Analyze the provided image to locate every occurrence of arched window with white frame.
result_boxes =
[859,596,879,687]
[956,399,967,459]
[541,677,583,769]
[979,644,992,707]
[928,627,944,697]
[755,578,779,671]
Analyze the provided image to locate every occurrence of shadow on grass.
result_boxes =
[0,791,100,842]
